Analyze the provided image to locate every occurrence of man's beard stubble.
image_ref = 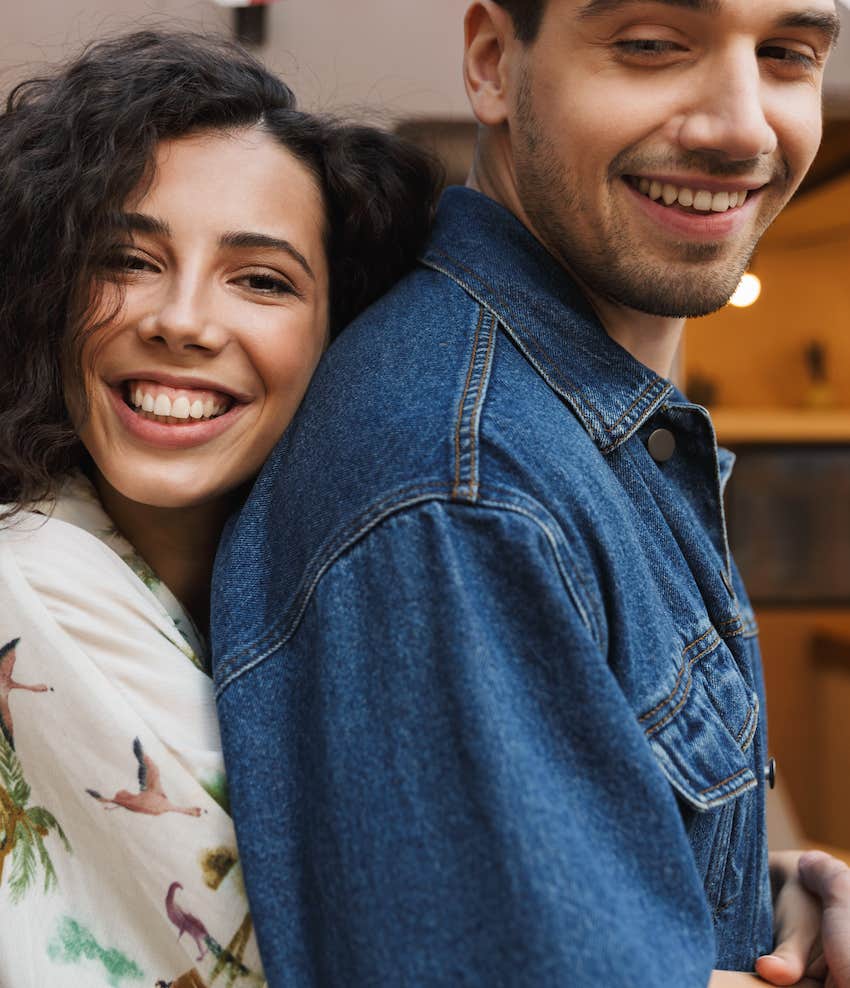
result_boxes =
[512,72,770,320]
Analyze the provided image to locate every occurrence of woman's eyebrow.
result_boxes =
[219,231,315,281]
[120,212,171,237]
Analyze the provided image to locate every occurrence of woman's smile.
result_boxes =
[106,382,250,451]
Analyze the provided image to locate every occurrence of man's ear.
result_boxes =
[463,1,519,127]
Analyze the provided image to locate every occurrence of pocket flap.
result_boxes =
[640,634,759,812]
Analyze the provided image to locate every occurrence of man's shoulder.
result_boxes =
[278,260,600,510]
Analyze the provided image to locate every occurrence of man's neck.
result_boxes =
[467,153,685,379]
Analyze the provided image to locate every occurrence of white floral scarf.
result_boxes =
[0,474,265,988]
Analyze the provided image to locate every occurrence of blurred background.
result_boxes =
[3,0,850,851]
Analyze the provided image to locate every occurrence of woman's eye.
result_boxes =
[237,273,297,297]
[104,250,156,273]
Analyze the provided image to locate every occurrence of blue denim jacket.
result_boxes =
[212,187,773,987]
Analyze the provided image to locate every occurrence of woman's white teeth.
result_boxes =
[127,385,228,422]
[636,176,748,212]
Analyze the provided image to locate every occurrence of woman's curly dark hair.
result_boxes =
[0,30,442,511]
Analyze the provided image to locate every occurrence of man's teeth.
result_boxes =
[635,177,749,213]
[129,386,229,421]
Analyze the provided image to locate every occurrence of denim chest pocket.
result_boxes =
[639,628,760,914]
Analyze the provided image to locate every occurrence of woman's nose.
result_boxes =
[136,282,227,356]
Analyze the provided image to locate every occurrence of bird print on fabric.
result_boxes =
[86,738,204,817]
[166,882,210,962]
[164,882,263,987]
[0,638,52,749]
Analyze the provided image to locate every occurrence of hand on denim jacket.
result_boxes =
[752,849,850,987]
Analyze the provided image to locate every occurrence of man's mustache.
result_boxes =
[609,149,788,187]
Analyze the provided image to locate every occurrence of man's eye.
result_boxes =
[759,45,817,69]
[615,39,683,56]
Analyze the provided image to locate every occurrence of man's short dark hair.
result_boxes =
[493,0,546,42]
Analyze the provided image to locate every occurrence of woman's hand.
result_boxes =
[755,850,823,986]
[752,849,850,988]
[796,850,850,988]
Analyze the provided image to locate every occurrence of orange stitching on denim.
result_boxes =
[638,627,717,724]
[699,766,750,795]
[735,706,753,745]
[705,776,757,805]
[642,636,721,736]
[466,314,497,496]
[453,306,485,498]
[740,699,759,752]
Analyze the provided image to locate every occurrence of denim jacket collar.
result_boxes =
[421,186,675,453]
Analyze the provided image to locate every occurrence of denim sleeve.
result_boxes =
[223,498,717,986]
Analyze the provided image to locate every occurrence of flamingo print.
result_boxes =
[0,637,51,749]
[86,737,203,817]
[166,881,210,961]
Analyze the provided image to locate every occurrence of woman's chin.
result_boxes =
[92,466,245,514]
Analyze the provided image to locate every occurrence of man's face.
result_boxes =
[505,0,838,317]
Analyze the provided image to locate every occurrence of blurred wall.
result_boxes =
[0,0,470,121]
[2,1,849,120]
[686,172,850,409]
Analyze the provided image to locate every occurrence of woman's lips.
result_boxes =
[124,379,233,421]
[107,384,248,450]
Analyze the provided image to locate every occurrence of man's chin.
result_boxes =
[596,262,747,320]
[613,289,736,320]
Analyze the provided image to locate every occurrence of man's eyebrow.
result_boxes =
[575,0,840,43]
[777,10,841,48]
[576,0,721,19]
[220,231,315,281]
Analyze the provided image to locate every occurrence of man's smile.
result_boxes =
[626,175,756,214]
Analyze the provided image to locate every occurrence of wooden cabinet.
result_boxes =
[718,419,850,846]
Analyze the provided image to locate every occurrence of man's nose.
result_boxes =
[136,280,226,356]
[676,48,778,162]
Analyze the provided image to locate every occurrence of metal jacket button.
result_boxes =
[648,428,676,463]
[764,757,776,790]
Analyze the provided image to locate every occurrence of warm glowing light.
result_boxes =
[729,272,762,308]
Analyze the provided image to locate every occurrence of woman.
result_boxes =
[0,30,439,987]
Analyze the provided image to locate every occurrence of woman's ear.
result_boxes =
[463,1,517,127]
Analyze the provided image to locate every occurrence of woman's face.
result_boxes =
[70,127,330,509]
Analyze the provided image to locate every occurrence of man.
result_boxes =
[212,1,850,984]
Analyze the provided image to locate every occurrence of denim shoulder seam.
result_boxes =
[214,487,605,697]
[453,305,498,501]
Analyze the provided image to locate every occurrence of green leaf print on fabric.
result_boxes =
[200,772,231,814]
[48,916,145,987]
[0,733,72,903]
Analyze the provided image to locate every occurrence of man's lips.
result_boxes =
[625,174,768,214]
[622,174,763,241]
